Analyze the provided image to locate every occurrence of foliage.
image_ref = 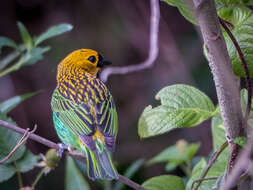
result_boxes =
[0,22,72,78]
[1,0,253,189]
[142,175,185,190]
[147,140,199,173]
[161,0,197,25]
[135,0,253,188]
[218,6,253,77]
[138,84,215,138]
[0,106,39,182]
[0,22,72,188]
[65,156,90,190]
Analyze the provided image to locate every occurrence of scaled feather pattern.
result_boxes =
[51,49,118,180]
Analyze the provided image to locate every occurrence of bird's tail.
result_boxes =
[84,140,118,181]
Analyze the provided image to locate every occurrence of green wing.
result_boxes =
[51,88,118,138]
[51,89,94,136]
[96,92,118,137]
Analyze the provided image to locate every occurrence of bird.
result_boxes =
[51,49,118,180]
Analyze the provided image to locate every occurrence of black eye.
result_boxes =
[88,56,96,63]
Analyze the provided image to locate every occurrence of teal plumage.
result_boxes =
[51,49,118,180]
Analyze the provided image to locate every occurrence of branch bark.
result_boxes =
[0,120,146,190]
[100,0,160,82]
[192,0,244,172]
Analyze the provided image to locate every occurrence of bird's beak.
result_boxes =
[102,58,112,66]
[97,54,112,68]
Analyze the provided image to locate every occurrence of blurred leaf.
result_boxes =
[17,22,33,51]
[0,164,16,182]
[113,159,145,190]
[142,175,185,190]
[138,84,215,138]
[162,0,198,25]
[35,24,73,46]
[0,91,39,114]
[0,114,26,164]
[217,0,253,6]
[148,140,199,168]
[0,37,18,54]
[16,150,39,173]
[165,162,178,172]
[0,50,20,71]
[186,158,226,190]
[22,46,50,66]
[240,89,253,124]
[212,173,226,190]
[218,6,253,77]
[211,116,229,162]
[65,156,90,190]
[234,136,247,147]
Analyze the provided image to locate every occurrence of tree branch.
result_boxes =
[100,0,160,82]
[192,0,244,172]
[0,125,37,163]
[219,17,252,125]
[0,120,146,190]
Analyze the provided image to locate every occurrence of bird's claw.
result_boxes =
[57,143,69,158]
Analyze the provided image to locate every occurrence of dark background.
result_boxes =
[0,0,216,189]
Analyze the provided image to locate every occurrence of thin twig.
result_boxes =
[191,177,218,190]
[119,175,145,190]
[219,18,234,28]
[0,120,146,190]
[100,0,160,82]
[31,167,46,188]
[192,141,228,190]
[0,125,37,163]
[219,17,252,125]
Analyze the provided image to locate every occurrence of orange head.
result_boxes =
[57,49,111,81]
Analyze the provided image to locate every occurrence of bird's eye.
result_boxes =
[88,56,96,63]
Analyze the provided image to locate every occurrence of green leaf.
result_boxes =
[65,156,90,190]
[17,22,33,51]
[0,164,16,182]
[162,0,198,25]
[138,84,215,138]
[165,162,178,172]
[113,159,144,190]
[0,114,26,164]
[234,136,247,147]
[142,175,185,190]
[0,91,39,114]
[217,0,253,6]
[35,23,73,46]
[0,50,20,71]
[0,37,18,54]
[16,150,39,173]
[186,158,226,190]
[240,89,253,126]
[147,140,199,167]
[218,6,253,77]
[22,46,50,66]
[211,116,229,162]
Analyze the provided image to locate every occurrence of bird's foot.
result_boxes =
[57,143,72,158]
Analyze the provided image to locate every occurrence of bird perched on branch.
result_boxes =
[51,49,118,180]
